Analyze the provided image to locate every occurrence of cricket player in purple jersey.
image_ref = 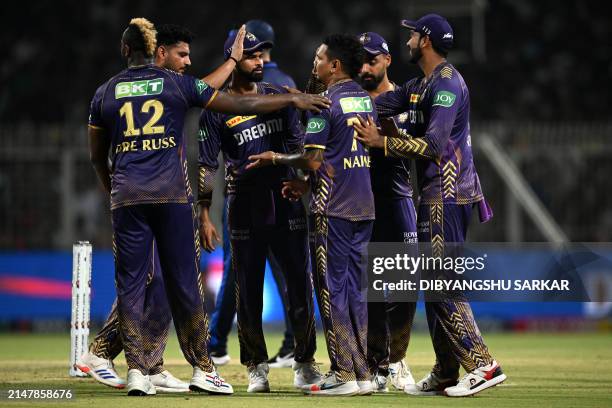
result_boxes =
[208,20,299,369]
[197,30,320,393]
[248,19,299,368]
[80,23,271,392]
[87,18,329,396]
[248,34,376,396]
[357,31,417,393]
[79,24,208,393]
[352,14,506,397]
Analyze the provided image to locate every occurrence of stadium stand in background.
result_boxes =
[0,0,610,248]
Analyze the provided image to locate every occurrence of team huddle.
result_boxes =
[83,13,506,398]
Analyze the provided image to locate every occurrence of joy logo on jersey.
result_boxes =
[339,97,373,114]
[306,117,326,133]
[115,79,164,99]
[432,90,456,108]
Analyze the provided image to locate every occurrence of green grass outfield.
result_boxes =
[1,331,611,407]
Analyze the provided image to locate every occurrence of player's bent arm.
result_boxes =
[384,135,437,160]
[206,92,330,115]
[276,148,323,171]
[201,24,245,89]
[201,59,237,89]
[88,126,111,195]
[352,115,438,160]
[246,148,323,172]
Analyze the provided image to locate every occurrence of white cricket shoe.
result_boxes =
[150,370,190,393]
[357,380,373,395]
[389,360,415,390]
[404,372,457,396]
[189,367,233,395]
[293,361,322,389]
[371,373,389,393]
[267,351,294,368]
[302,371,360,396]
[247,362,270,393]
[76,351,126,389]
[444,361,506,397]
[126,369,156,396]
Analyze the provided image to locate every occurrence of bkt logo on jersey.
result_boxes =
[115,79,164,99]
[339,97,373,114]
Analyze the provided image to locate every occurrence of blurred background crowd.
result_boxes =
[1,0,610,248]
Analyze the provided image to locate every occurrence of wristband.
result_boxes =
[229,56,239,64]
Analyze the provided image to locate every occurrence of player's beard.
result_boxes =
[409,45,422,64]
[238,65,264,82]
[359,71,384,91]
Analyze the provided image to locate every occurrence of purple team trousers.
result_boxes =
[111,203,213,374]
[310,214,373,382]
[418,203,493,379]
[368,196,418,376]
[228,189,317,368]
[89,240,171,375]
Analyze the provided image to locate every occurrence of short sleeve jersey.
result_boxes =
[88,65,217,209]
[304,80,375,221]
[198,82,304,192]
[374,62,483,205]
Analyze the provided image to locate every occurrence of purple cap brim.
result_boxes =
[244,40,273,53]
[363,46,383,55]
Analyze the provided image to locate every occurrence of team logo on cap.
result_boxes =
[443,32,453,39]
[382,42,389,52]
[246,32,257,41]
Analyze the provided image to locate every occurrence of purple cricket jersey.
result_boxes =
[304,79,375,221]
[375,62,484,205]
[88,65,217,210]
[369,83,414,199]
[198,82,304,191]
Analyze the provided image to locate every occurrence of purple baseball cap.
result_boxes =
[358,32,390,56]
[223,30,273,60]
[401,13,454,52]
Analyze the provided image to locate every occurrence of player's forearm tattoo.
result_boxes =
[275,149,323,170]
[304,72,327,95]
[385,136,436,160]
[197,165,217,207]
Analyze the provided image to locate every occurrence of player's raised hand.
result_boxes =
[282,179,309,201]
[230,24,246,62]
[290,93,331,113]
[246,151,276,170]
[353,114,385,148]
[199,218,221,253]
